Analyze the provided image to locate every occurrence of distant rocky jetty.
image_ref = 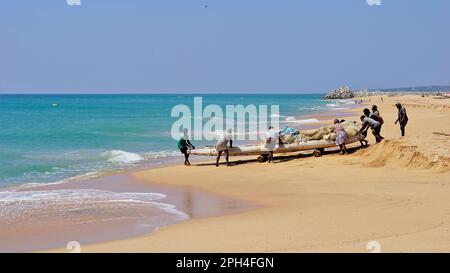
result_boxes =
[323,86,354,99]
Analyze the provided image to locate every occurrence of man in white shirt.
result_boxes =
[265,126,279,163]
[215,128,233,167]
[359,115,383,143]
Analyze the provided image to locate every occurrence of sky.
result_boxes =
[0,0,449,93]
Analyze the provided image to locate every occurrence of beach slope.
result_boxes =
[62,95,450,252]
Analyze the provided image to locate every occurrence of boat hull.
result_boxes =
[189,136,362,156]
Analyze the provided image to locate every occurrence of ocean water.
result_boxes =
[0,94,354,187]
[0,94,358,249]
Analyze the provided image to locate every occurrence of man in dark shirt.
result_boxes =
[178,128,195,165]
[395,103,408,137]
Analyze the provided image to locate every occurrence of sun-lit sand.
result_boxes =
[52,95,450,253]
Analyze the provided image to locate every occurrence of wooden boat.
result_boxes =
[189,135,364,161]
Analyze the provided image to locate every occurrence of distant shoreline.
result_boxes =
[354,90,450,97]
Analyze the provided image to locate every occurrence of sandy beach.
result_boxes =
[3,1,450,259]
[44,94,448,253]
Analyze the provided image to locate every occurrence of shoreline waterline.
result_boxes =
[0,173,256,252]
[1,99,361,193]
[0,94,359,187]
[0,96,364,252]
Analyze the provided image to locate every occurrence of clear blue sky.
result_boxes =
[1,0,449,93]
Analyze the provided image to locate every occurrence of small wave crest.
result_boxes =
[0,189,190,220]
[0,189,189,232]
[102,150,180,164]
[325,100,354,110]
[284,117,320,124]
[102,150,145,164]
[3,149,182,189]
[142,150,180,159]
[0,189,165,204]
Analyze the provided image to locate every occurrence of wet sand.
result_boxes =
[0,174,254,252]
[58,95,449,253]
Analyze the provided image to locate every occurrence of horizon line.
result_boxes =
[0,91,326,95]
[1,84,448,95]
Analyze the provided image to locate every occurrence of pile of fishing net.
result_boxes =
[279,120,361,144]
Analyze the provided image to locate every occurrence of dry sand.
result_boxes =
[56,95,450,253]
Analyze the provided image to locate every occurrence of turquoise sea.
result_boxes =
[0,93,361,251]
[0,94,355,188]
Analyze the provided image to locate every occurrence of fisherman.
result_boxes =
[177,128,195,166]
[215,128,233,167]
[359,129,369,147]
[363,107,384,133]
[265,125,279,163]
[359,115,383,143]
[394,102,408,137]
[371,105,381,117]
[331,119,348,155]
[371,105,384,125]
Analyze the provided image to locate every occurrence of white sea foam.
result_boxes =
[0,188,189,227]
[284,117,320,124]
[142,150,180,159]
[102,150,145,164]
[3,149,183,192]
[271,114,286,118]
[102,149,180,163]
[326,100,354,109]
[0,189,164,204]
[299,106,325,111]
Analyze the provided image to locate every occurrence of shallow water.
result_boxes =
[0,94,356,252]
[0,174,254,252]
[0,94,355,187]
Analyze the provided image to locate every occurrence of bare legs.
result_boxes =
[183,152,190,166]
[372,127,384,143]
[339,144,348,155]
[216,150,229,167]
[267,151,274,163]
[400,124,406,136]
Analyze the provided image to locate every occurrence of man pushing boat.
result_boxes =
[215,128,233,167]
